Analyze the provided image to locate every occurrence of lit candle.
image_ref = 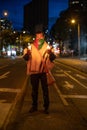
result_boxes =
[47,45,50,50]
[28,45,31,50]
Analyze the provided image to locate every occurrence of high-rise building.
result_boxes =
[68,0,87,55]
[24,0,48,34]
[68,0,87,10]
[0,18,12,30]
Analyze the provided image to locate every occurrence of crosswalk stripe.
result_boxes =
[0,88,21,93]
[63,95,87,99]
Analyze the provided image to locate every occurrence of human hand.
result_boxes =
[27,45,32,54]
[27,49,31,55]
[46,45,51,54]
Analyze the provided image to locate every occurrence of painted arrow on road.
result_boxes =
[64,81,74,89]
[0,71,10,79]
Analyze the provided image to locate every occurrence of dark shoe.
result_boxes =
[29,107,37,113]
[44,109,49,114]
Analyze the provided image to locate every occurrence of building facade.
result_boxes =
[68,0,87,55]
[24,0,48,34]
[68,0,87,10]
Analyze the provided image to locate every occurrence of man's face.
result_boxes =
[36,32,44,40]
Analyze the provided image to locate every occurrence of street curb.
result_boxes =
[1,76,29,130]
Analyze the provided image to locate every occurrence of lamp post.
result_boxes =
[77,23,80,57]
[0,19,1,56]
[71,19,80,57]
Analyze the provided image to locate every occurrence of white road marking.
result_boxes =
[64,81,74,89]
[0,71,10,79]
[66,71,71,73]
[64,71,87,89]
[53,83,69,106]
[63,94,87,99]
[55,73,66,77]
[76,74,86,79]
[0,88,21,93]
[0,65,8,69]
[0,100,6,103]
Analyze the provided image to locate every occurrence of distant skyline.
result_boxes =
[0,0,68,30]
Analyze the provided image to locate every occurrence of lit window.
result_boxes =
[72,1,79,4]
[81,4,83,7]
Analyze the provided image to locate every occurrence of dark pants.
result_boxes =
[30,73,49,110]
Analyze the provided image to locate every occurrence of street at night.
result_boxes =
[0,0,87,130]
[0,57,87,130]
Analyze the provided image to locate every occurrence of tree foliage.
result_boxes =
[50,8,87,42]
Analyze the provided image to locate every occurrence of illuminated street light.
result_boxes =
[4,12,8,16]
[71,19,75,24]
[71,19,80,57]
[3,11,8,17]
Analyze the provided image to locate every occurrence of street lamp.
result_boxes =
[77,23,80,57]
[0,19,1,56]
[71,19,80,57]
[3,11,8,18]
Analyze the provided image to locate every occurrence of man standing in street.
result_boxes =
[23,24,56,114]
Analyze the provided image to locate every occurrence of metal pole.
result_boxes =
[78,23,80,57]
[0,19,1,56]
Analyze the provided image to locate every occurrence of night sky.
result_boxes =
[0,0,68,30]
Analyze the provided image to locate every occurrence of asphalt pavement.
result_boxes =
[57,57,87,74]
[0,56,87,130]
